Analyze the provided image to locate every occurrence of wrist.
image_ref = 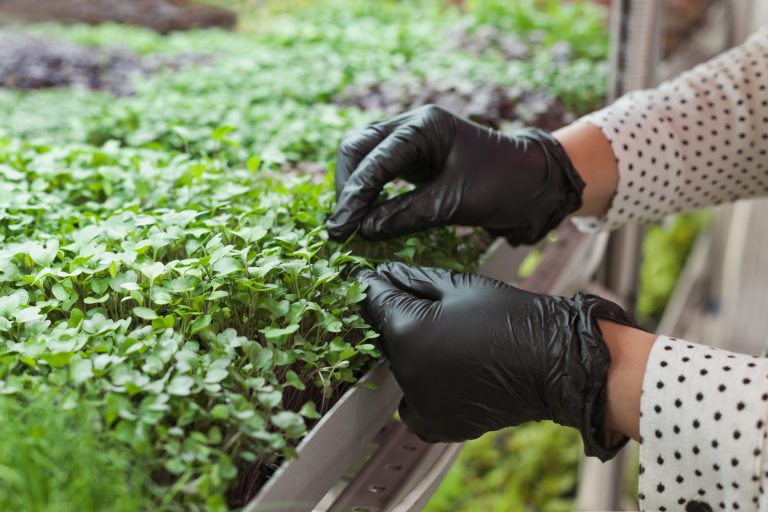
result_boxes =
[598,319,657,441]
[554,122,619,217]
[564,293,640,461]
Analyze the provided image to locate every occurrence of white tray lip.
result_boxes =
[245,361,402,511]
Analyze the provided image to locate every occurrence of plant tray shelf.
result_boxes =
[245,223,605,512]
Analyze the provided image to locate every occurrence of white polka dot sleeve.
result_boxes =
[639,336,768,512]
[572,28,768,231]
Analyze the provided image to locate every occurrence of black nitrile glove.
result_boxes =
[327,105,584,245]
[360,262,641,461]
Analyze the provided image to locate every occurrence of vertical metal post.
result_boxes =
[608,0,664,100]
[602,0,664,310]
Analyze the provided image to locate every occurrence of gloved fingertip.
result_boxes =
[360,193,431,242]
[357,268,402,304]
[325,217,356,241]
[360,213,395,241]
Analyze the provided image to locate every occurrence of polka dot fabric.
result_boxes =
[640,336,768,511]
[572,28,768,232]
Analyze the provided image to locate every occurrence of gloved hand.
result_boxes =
[327,105,585,245]
[359,262,641,461]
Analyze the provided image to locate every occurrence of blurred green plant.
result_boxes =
[0,393,152,512]
[426,422,581,512]
[637,212,711,321]
[7,0,608,159]
[466,0,609,60]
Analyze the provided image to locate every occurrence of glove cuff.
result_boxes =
[566,293,640,461]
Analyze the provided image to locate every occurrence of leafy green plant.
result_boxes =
[0,136,475,509]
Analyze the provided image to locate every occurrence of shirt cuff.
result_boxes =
[570,96,684,234]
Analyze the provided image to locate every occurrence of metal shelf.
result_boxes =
[244,362,401,512]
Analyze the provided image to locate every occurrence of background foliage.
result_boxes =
[426,422,581,512]
[637,212,711,321]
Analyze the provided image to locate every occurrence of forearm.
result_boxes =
[556,28,768,231]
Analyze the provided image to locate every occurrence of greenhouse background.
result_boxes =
[1,0,767,510]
